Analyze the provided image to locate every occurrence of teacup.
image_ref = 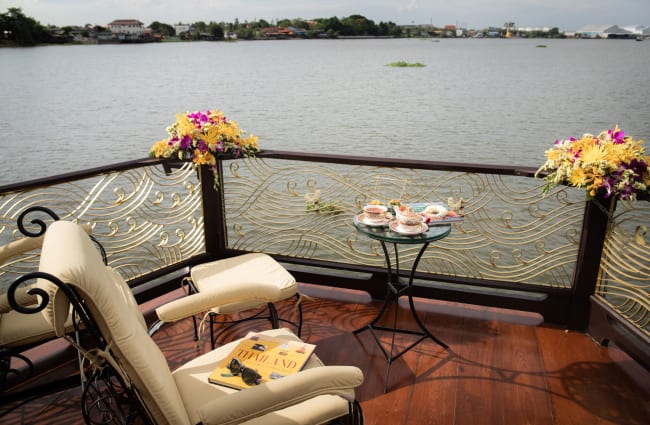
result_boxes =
[363,204,388,222]
[397,211,423,232]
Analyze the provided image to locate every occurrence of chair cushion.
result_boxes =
[173,327,356,425]
[0,307,80,347]
[190,253,297,314]
[0,308,56,347]
[0,224,93,348]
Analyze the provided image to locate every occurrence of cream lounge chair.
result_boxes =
[1,234,48,390]
[0,212,93,392]
[10,220,364,424]
[178,253,303,349]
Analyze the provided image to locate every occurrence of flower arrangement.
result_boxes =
[149,108,259,187]
[304,190,343,214]
[536,126,649,201]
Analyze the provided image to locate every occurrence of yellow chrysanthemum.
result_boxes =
[201,125,222,146]
[193,149,216,166]
[545,148,563,162]
[569,134,598,155]
[243,135,259,150]
[208,109,226,122]
[150,140,170,157]
[591,175,604,192]
[568,167,588,187]
[580,142,606,165]
[606,143,635,166]
[175,114,197,137]
[218,122,240,141]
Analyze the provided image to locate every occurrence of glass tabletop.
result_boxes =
[353,212,451,244]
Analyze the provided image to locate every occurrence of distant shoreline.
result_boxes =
[2,35,645,48]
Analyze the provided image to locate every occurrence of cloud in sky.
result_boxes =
[1,0,648,30]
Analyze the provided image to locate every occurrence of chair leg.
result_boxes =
[0,349,34,393]
[209,312,216,350]
[349,400,365,425]
[191,314,199,341]
[267,302,280,328]
[296,296,303,337]
[204,296,303,348]
[184,277,200,342]
[267,297,303,335]
[273,293,303,337]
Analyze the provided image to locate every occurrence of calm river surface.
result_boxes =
[1,38,649,186]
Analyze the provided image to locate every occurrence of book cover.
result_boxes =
[208,332,316,390]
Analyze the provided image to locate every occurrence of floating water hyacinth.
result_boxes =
[536,126,649,201]
[150,108,259,188]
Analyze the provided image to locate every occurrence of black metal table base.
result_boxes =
[353,240,448,392]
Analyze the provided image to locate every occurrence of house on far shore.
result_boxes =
[174,24,193,39]
[106,19,147,42]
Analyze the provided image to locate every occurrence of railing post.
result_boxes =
[568,196,613,330]
[198,163,227,256]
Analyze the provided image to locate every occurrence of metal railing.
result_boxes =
[1,152,648,339]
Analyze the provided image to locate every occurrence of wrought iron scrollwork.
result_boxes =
[6,270,151,423]
[0,349,33,393]
[82,367,148,425]
[2,206,112,396]
[16,206,60,237]
[6,272,51,314]
[1,207,60,394]
[16,205,107,265]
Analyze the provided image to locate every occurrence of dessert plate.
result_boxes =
[356,213,390,227]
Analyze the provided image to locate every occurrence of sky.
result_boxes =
[1,0,648,31]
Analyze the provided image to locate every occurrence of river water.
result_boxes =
[1,38,649,186]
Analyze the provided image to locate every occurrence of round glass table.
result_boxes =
[352,213,452,391]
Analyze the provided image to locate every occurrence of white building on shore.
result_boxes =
[107,19,145,37]
[575,24,646,39]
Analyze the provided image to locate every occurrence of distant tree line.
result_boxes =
[517,27,563,38]
[1,7,49,45]
[1,8,402,45]
[311,15,402,38]
[1,7,566,46]
[150,14,401,40]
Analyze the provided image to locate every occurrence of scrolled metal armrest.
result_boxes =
[6,272,61,314]
[16,206,60,238]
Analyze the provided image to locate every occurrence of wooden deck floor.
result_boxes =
[2,283,649,424]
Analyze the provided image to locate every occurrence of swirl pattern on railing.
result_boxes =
[221,158,585,289]
[0,163,204,290]
[596,201,650,337]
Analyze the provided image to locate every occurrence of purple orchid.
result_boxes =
[180,134,193,150]
[601,176,615,199]
[608,128,626,144]
[197,140,208,153]
[629,158,648,178]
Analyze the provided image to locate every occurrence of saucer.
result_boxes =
[389,221,428,235]
[356,213,389,227]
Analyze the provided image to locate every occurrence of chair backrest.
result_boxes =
[37,221,191,425]
[1,226,83,348]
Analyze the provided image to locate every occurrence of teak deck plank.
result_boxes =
[1,283,649,425]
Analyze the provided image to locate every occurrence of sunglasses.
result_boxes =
[227,358,262,386]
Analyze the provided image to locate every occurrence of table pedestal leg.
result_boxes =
[354,241,448,392]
